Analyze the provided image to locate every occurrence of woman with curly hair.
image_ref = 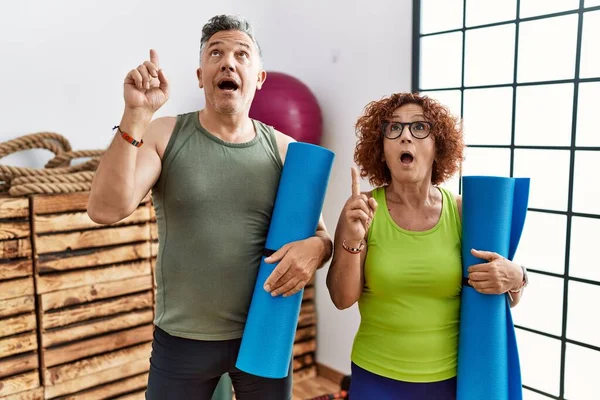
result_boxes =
[326,93,527,399]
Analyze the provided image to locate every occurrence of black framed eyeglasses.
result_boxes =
[382,121,433,140]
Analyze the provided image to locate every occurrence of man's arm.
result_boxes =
[261,130,333,297]
[88,116,173,224]
[274,129,333,267]
[87,49,171,224]
[314,215,333,268]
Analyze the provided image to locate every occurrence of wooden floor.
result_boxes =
[232,376,340,400]
[292,376,341,400]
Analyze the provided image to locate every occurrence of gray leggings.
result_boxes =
[146,326,292,400]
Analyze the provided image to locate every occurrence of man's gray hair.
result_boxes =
[199,14,262,62]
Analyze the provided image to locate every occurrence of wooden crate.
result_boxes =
[0,196,43,400]
[149,203,157,292]
[31,192,154,399]
[293,279,318,382]
[8,188,318,397]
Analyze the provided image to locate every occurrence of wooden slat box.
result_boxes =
[292,283,318,382]
[31,192,154,399]
[0,189,319,398]
[149,206,157,292]
[0,196,43,400]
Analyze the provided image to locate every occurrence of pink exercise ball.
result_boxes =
[250,72,323,145]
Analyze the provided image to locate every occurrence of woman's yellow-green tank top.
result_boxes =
[351,186,462,382]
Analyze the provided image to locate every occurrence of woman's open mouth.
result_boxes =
[400,151,414,165]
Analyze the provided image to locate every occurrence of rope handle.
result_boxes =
[45,150,105,168]
[0,132,105,196]
[0,158,100,180]
[0,132,72,160]
[8,175,94,196]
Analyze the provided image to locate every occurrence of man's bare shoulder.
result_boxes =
[273,128,296,146]
[272,129,296,163]
[146,116,177,158]
[148,116,177,135]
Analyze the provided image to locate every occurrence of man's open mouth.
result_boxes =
[218,78,239,91]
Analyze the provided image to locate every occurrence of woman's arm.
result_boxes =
[326,168,377,309]
[456,195,525,308]
[326,211,369,310]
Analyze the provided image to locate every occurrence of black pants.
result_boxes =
[146,326,293,400]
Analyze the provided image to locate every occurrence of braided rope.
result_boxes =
[0,131,104,196]
[0,158,100,180]
[45,150,105,169]
[11,171,95,185]
[0,132,71,158]
[8,181,93,196]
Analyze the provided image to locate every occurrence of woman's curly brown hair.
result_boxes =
[354,92,464,187]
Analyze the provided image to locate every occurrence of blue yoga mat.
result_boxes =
[236,142,335,378]
[457,176,530,400]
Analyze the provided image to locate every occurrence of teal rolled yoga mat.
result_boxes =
[211,374,232,400]
[236,142,334,378]
[457,176,530,400]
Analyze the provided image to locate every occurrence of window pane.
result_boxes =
[565,343,600,400]
[586,0,600,6]
[465,24,515,86]
[515,84,574,147]
[518,15,579,83]
[576,82,600,147]
[567,281,600,348]
[421,90,462,118]
[514,212,566,275]
[572,151,600,215]
[421,0,464,34]
[520,0,579,18]
[524,390,554,400]
[466,0,517,27]
[463,87,513,145]
[462,148,511,177]
[580,10,600,79]
[420,33,463,89]
[570,217,600,282]
[513,149,570,211]
[516,330,561,396]
[512,273,564,336]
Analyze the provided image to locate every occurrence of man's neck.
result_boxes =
[199,107,255,144]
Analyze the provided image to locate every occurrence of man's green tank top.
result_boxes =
[151,111,282,340]
[351,186,462,382]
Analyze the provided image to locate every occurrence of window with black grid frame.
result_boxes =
[412,0,600,399]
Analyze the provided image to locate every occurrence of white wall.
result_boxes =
[0,0,266,166]
[0,0,413,376]
[258,1,413,374]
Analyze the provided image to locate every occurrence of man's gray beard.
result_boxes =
[215,99,239,115]
[217,105,237,114]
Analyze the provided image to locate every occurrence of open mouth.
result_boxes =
[400,151,414,165]
[217,78,239,91]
